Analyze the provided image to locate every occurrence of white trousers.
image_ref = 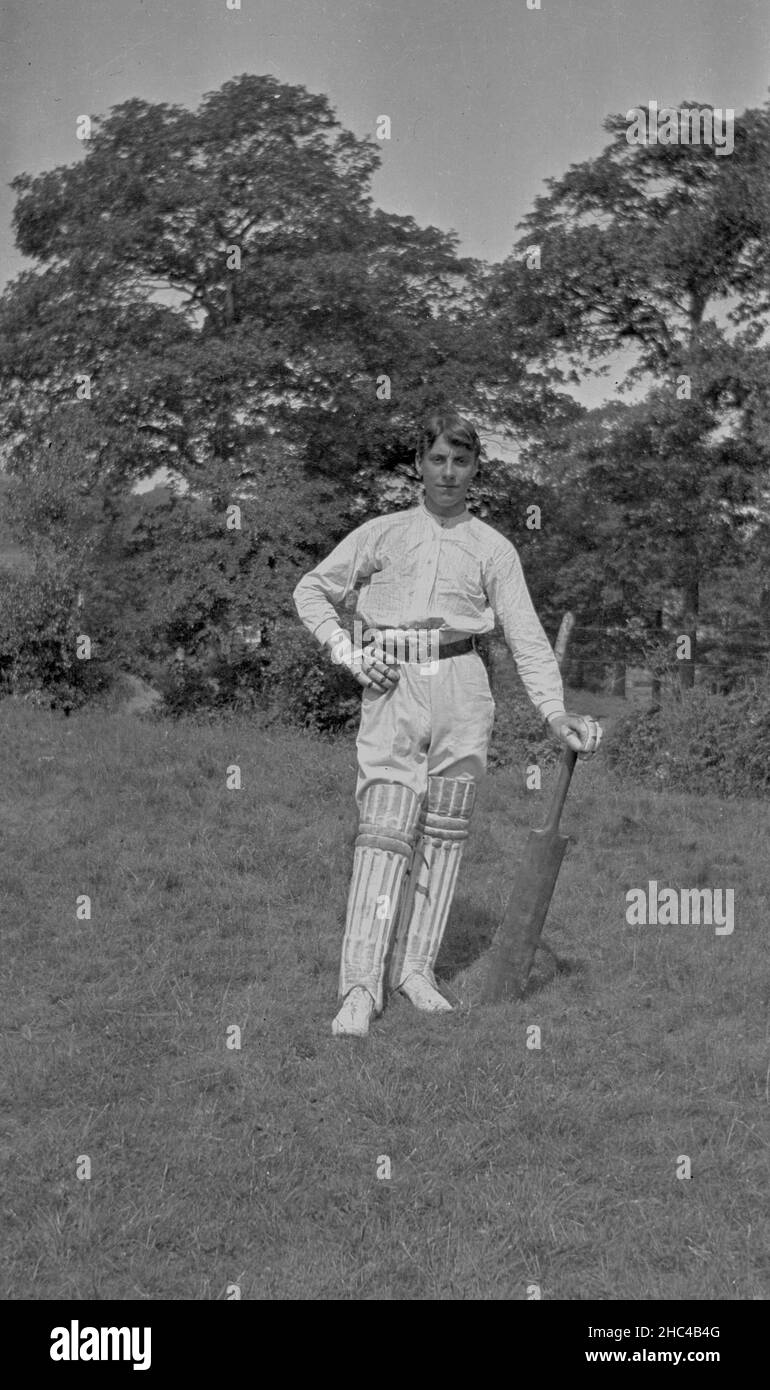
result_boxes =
[355,650,495,810]
[337,651,493,1011]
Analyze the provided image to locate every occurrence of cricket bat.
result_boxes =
[480,612,577,1003]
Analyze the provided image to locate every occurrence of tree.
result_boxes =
[1,74,501,498]
[484,100,770,687]
[510,394,767,691]
[0,73,578,708]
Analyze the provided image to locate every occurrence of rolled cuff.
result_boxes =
[313,618,346,648]
[539,700,568,722]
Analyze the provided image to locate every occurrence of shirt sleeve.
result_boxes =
[483,540,567,721]
[293,520,379,648]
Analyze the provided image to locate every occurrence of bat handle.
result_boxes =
[543,747,577,832]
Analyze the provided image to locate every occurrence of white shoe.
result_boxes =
[332,986,375,1037]
[399,973,453,1013]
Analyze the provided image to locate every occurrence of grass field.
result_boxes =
[1,693,768,1301]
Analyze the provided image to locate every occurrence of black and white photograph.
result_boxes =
[1,0,768,1336]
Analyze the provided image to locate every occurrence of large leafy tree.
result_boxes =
[485,100,770,687]
[0,74,570,703]
[2,75,479,487]
[490,99,770,372]
[511,393,768,691]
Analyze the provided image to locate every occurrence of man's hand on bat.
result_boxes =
[547,712,603,757]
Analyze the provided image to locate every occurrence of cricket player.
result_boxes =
[293,411,601,1037]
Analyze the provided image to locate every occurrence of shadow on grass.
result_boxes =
[438,898,586,1001]
[436,898,496,976]
[522,940,585,998]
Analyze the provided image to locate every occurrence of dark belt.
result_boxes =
[368,633,477,662]
[433,636,477,661]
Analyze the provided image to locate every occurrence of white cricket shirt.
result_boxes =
[293,499,566,720]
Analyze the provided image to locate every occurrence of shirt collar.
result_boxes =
[419,498,471,530]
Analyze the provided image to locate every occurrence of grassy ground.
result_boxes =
[1,694,768,1301]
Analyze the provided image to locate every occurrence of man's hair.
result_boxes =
[415,411,482,462]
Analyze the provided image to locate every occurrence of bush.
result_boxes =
[0,565,111,708]
[152,647,268,717]
[487,682,560,773]
[605,683,770,797]
[256,621,362,733]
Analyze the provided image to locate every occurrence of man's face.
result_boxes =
[418,433,479,517]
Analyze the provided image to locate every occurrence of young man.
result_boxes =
[293,411,601,1037]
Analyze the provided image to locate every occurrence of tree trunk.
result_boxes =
[679,577,698,691]
[651,608,663,702]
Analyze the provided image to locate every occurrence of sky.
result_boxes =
[0,0,768,414]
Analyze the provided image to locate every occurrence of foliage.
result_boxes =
[0,73,524,502]
[484,99,770,691]
[2,85,768,720]
[506,393,769,687]
[605,683,770,797]
[0,74,573,711]
[486,680,559,773]
[0,563,110,706]
[488,100,770,374]
[256,620,361,732]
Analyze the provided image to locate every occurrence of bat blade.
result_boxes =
[481,824,571,1003]
[479,611,579,1007]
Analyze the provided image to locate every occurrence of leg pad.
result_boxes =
[337,783,422,1015]
[387,776,476,995]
